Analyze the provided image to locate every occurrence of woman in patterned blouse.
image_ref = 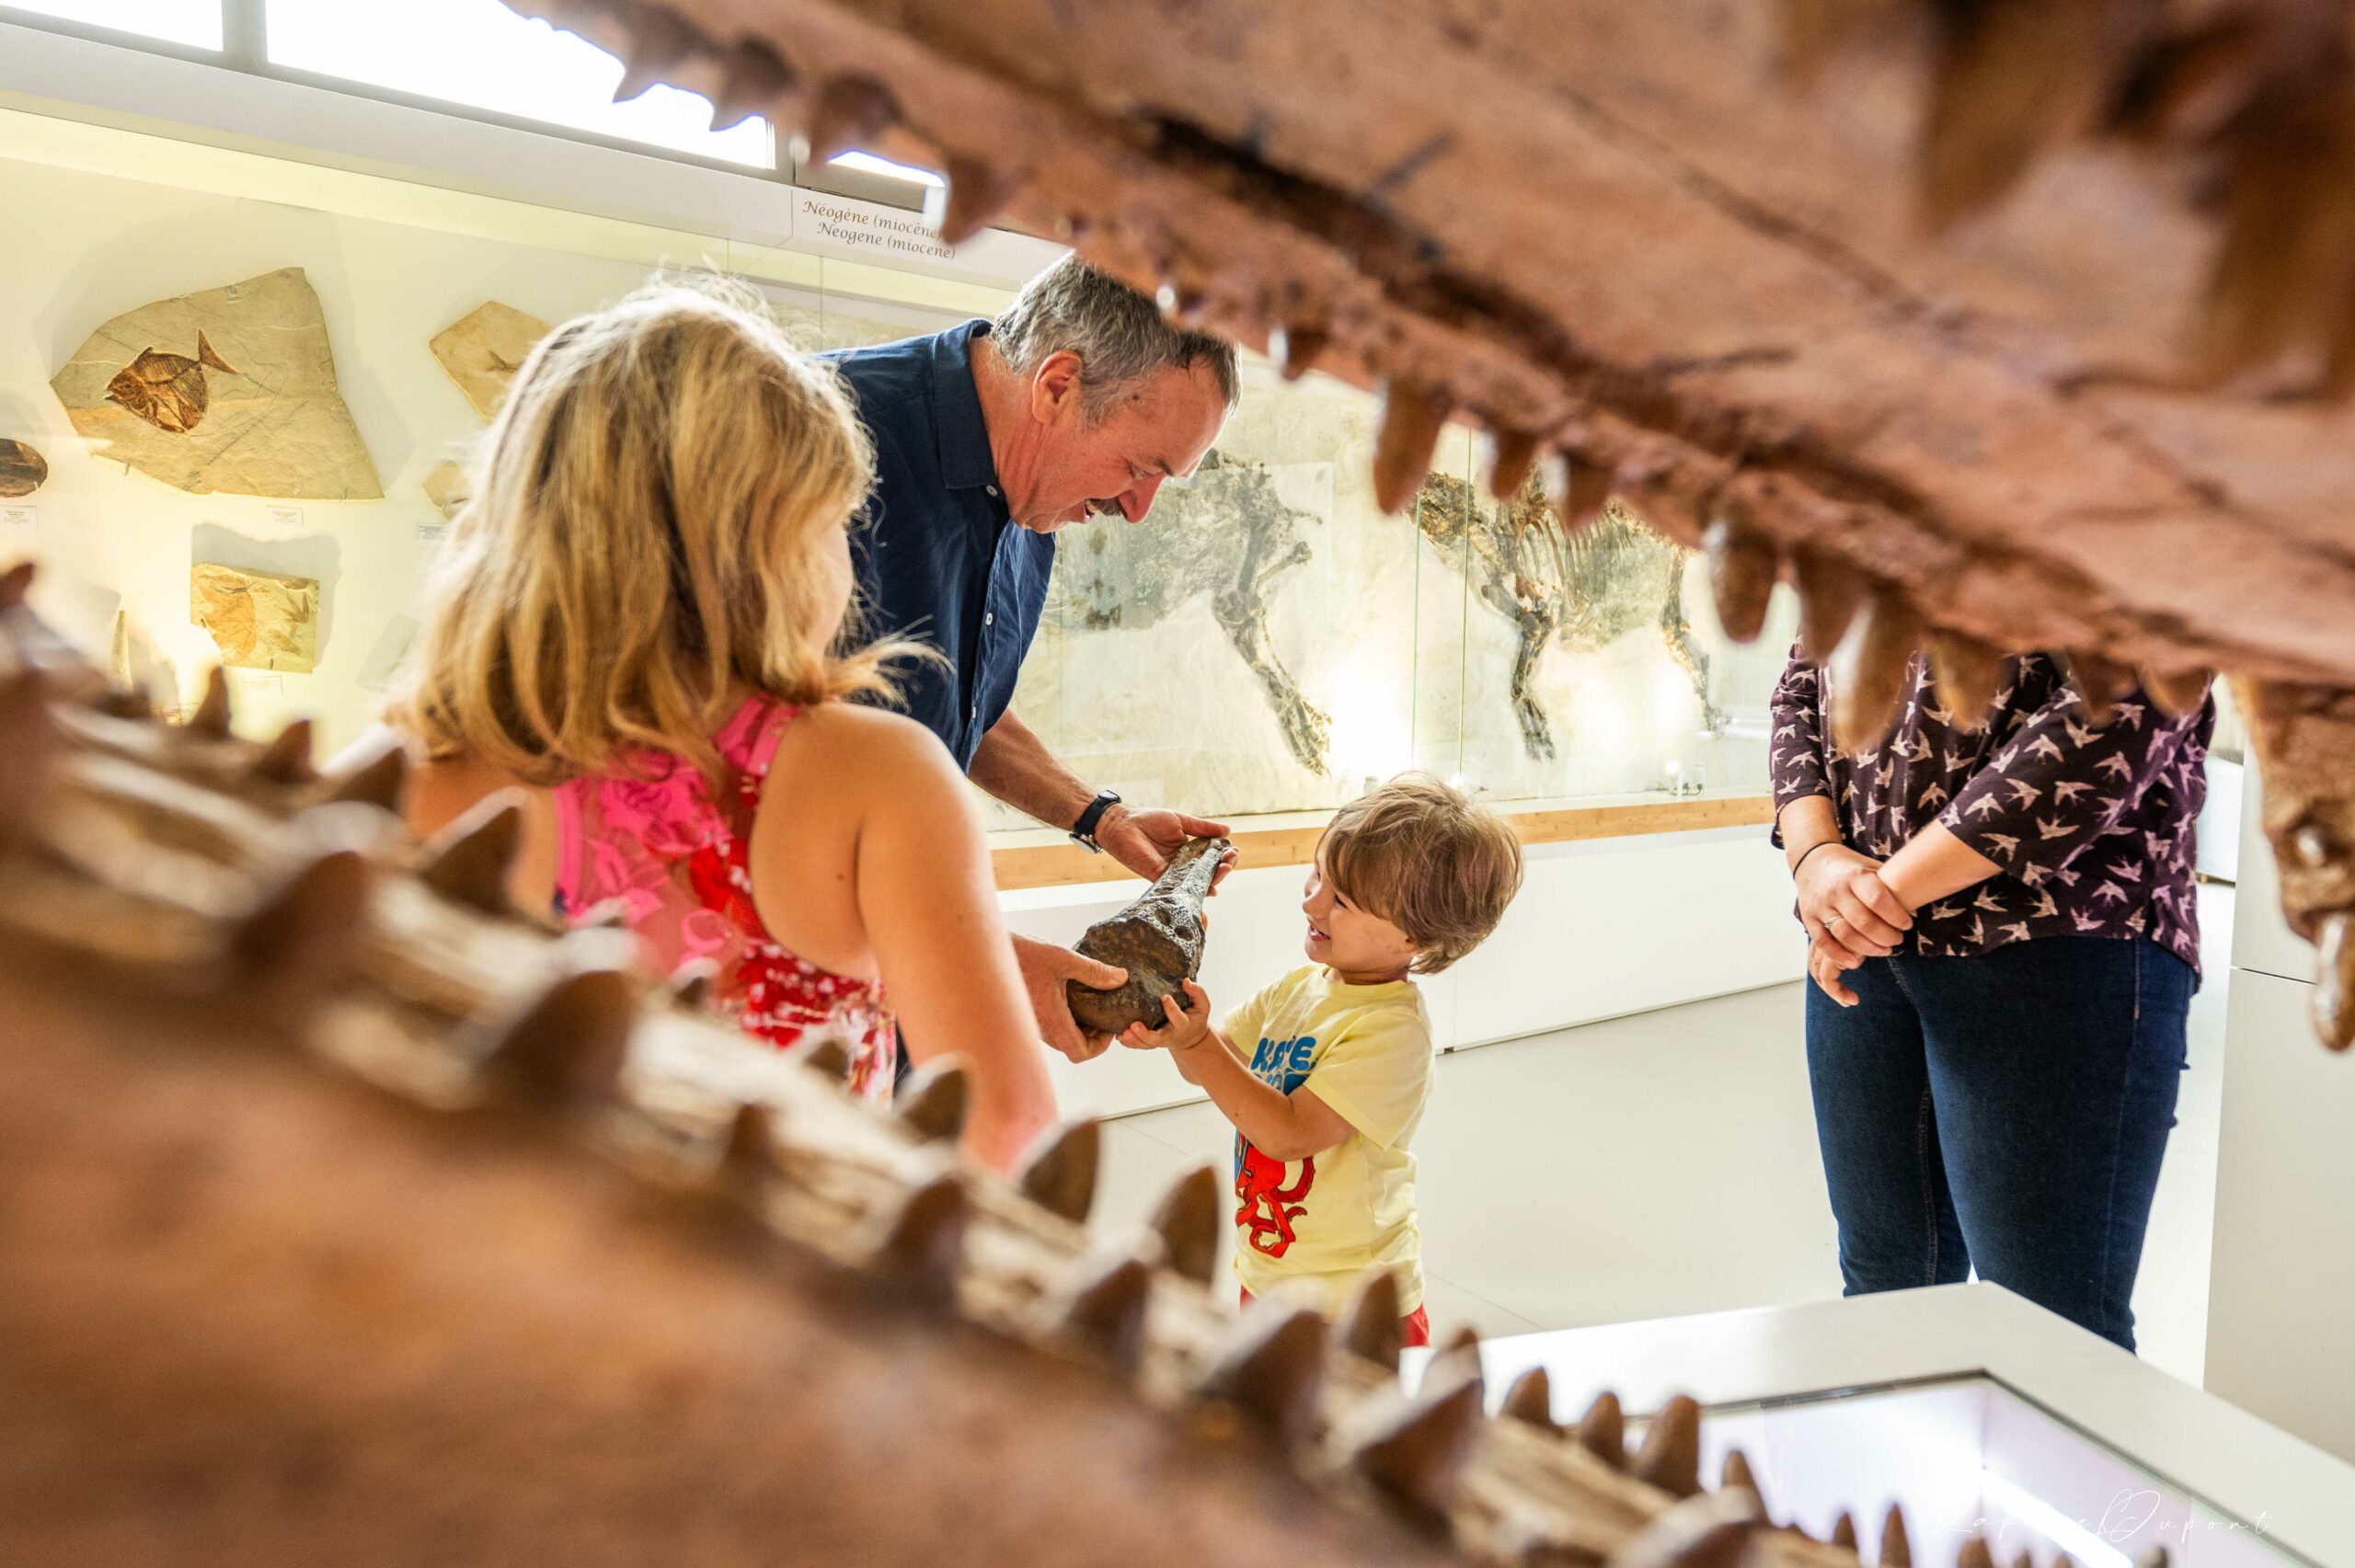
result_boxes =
[1771,646,2213,1352]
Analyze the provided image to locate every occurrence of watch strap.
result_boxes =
[1070,790,1120,852]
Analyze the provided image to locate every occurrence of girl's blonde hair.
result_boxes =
[389,277,922,785]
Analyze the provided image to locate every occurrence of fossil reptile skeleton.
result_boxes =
[498,0,2355,1047]
[0,567,1966,1562]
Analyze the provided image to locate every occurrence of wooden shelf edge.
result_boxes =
[992,794,1774,891]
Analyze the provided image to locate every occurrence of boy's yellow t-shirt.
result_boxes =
[1220,964,1432,1315]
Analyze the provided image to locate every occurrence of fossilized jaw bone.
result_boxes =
[506,0,2355,1049]
[1067,835,1230,1035]
[0,601,1874,1567]
[2238,678,2355,1050]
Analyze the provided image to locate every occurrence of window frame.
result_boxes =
[0,0,936,209]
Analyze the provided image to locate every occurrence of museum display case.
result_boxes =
[0,59,1786,863]
[1451,1285,2355,1568]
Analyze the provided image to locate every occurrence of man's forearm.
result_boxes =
[967,708,1095,830]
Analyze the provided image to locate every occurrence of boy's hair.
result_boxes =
[386,275,926,786]
[1319,773,1523,975]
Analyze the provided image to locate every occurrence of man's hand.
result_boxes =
[1120,980,1212,1054]
[1096,805,1237,887]
[1808,935,1863,1008]
[1794,843,1913,965]
[1011,933,1126,1063]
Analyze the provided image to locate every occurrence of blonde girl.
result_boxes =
[378,279,1056,1170]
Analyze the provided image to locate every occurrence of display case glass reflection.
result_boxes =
[1683,1375,2303,1568]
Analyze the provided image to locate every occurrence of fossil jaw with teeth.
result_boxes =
[0,577,1901,1564]
[500,0,2355,1047]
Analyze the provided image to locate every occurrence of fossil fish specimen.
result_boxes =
[0,571,1879,1566]
[0,439,45,498]
[104,332,238,435]
[1067,835,1230,1035]
[431,301,553,421]
[51,269,382,499]
[190,562,320,675]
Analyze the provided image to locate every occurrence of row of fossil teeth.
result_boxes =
[2,608,1897,1568]
[1779,0,2355,394]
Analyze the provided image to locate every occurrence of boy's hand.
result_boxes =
[1119,979,1212,1053]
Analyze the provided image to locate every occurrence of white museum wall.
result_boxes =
[2203,767,2355,1465]
[1013,818,1803,1120]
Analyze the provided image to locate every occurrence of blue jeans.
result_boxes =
[1804,936,2193,1351]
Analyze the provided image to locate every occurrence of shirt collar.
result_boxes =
[929,319,1001,493]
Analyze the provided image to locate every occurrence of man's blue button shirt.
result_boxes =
[826,321,1055,771]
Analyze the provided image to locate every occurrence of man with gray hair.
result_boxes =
[830,253,1238,1060]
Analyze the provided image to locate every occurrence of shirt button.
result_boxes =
[971,703,979,718]
[985,485,999,497]
[983,612,994,626]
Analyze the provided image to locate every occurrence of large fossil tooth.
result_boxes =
[707,1101,778,1197]
[2194,90,2355,385]
[327,732,410,815]
[1147,1163,1221,1284]
[869,1172,969,1300]
[1427,1324,1483,1396]
[895,1056,970,1143]
[708,39,796,132]
[252,717,315,784]
[1792,548,1867,665]
[1195,1303,1328,1448]
[419,795,523,916]
[1610,1485,1767,1568]
[2062,650,2132,726]
[1338,1265,1405,1370]
[2142,666,2213,717]
[1917,0,2114,232]
[2315,910,2354,1052]
[0,558,29,607]
[940,155,1017,247]
[788,1033,853,1082]
[93,687,154,721]
[806,74,900,164]
[1557,458,1614,536]
[1702,518,1779,644]
[1829,1511,1857,1551]
[610,6,704,102]
[1017,1118,1100,1223]
[1574,1389,1626,1469]
[665,963,714,1012]
[188,666,232,739]
[1500,1366,1557,1432]
[231,847,372,990]
[476,968,635,1107]
[1957,1535,1995,1568]
[1279,325,1329,382]
[1054,1252,1153,1373]
[1830,588,1924,753]
[1928,630,2009,727]
[1067,837,1227,1036]
[1718,1447,1759,1499]
[1372,381,1450,515]
[1488,429,1541,501]
[1342,1370,1486,1527]
[1629,1394,1703,1498]
[1878,1503,1912,1568]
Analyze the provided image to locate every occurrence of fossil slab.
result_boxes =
[1067,836,1229,1035]
[0,439,44,498]
[431,301,551,421]
[190,562,320,674]
[422,459,472,519]
[51,269,382,500]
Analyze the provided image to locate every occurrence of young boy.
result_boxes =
[1123,773,1523,1345]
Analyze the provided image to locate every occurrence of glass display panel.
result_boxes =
[265,0,775,167]
[2,0,221,49]
[1679,1376,2306,1568]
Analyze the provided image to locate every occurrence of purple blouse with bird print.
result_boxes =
[1770,647,2214,975]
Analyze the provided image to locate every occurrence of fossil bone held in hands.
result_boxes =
[1065,835,1230,1036]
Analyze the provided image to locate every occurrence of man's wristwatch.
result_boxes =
[1070,789,1121,853]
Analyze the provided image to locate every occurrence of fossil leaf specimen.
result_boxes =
[431,301,552,421]
[104,331,237,435]
[190,562,320,675]
[0,439,47,498]
[51,269,382,499]
[1067,836,1229,1035]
